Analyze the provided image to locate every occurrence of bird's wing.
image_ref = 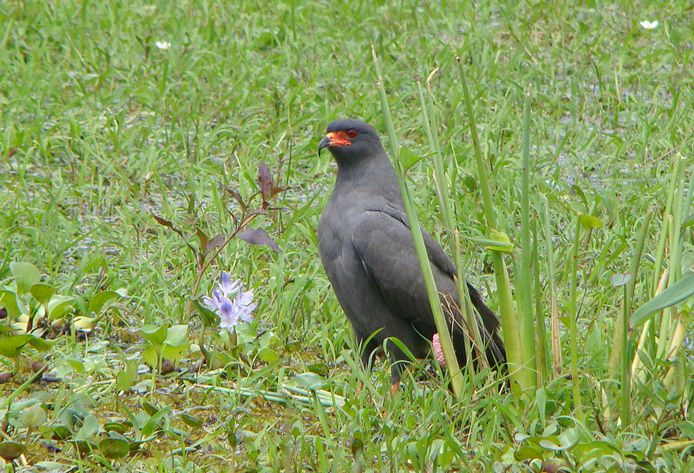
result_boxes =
[351,209,456,329]
[377,206,456,277]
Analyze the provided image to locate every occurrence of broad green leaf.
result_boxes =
[161,343,187,363]
[235,321,256,345]
[88,291,122,315]
[399,146,421,171]
[73,316,96,331]
[10,262,41,294]
[141,407,171,437]
[307,363,329,376]
[193,298,217,327]
[70,440,97,455]
[257,347,279,363]
[18,405,47,429]
[104,422,130,434]
[0,334,33,357]
[116,361,138,392]
[180,413,203,429]
[513,444,544,461]
[141,402,159,416]
[293,372,326,390]
[99,438,130,459]
[579,213,602,229]
[47,294,73,320]
[479,230,514,253]
[75,414,100,441]
[140,324,168,346]
[555,428,580,450]
[165,325,189,347]
[0,441,26,460]
[50,425,71,440]
[142,346,159,368]
[0,290,21,318]
[258,330,278,349]
[541,422,558,436]
[572,440,620,460]
[66,358,85,373]
[631,271,694,326]
[30,284,55,306]
[28,336,54,352]
[537,435,563,451]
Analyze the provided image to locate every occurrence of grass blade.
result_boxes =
[631,271,694,326]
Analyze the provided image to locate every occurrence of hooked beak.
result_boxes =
[318,131,351,157]
[318,134,331,157]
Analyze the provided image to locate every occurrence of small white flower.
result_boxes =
[639,20,658,30]
[155,41,171,50]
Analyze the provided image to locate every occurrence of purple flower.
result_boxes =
[233,289,256,323]
[202,272,255,333]
[219,271,240,298]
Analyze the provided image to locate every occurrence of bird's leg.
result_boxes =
[354,380,364,397]
[390,363,402,395]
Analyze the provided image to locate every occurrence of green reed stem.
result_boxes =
[373,47,464,397]
[416,79,486,372]
[457,56,532,396]
[518,86,537,389]
[568,215,584,419]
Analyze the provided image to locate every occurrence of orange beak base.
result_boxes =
[326,131,352,147]
[318,131,352,156]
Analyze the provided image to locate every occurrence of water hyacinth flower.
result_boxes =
[218,271,240,298]
[202,272,256,333]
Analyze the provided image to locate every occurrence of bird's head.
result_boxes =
[318,119,383,162]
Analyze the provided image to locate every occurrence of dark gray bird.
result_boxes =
[317,119,506,391]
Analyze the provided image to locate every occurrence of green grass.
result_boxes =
[1,0,692,471]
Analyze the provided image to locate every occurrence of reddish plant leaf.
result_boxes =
[151,213,198,255]
[195,227,209,252]
[151,213,185,239]
[238,228,280,252]
[226,188,247,212]
[206,234,227,254]
[257,162,273,202]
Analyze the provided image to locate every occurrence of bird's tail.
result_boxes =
[453,283,506,370]
[460,283,507,369]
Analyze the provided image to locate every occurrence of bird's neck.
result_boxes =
[333,152,402,203]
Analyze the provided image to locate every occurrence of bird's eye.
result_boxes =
[346,129,358,138]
